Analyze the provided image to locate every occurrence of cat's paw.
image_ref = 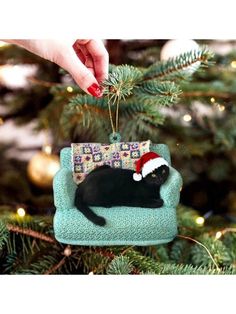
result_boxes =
[94,216,106,226]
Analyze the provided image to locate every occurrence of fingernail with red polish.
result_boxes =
[87,83,103,98]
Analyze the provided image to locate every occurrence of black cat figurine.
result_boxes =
[74,164,169,226]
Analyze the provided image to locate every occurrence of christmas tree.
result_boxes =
[0,39,236,274]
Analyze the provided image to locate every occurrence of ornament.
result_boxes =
[27,148,60,189]
[160,39,201,74]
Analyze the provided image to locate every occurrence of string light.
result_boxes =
[210,97,215,103]
[183,114,192,122]
[0,117,3,125]
[67,86,73,93]
[231,61,236,68]
[215,231,222,240]
[17,207,26,217]
[218,105,225,112]
[195,216,205,226]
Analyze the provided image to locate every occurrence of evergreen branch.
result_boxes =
[182,91,233,99]
[177,234,221,272]
[190,234,233,268]
[103,65,143,101]
[107,256,133,275]
[137,80,182,97]
[133,80,182,107]
[124,248,219,275]
[60,95,110,139]
[0,221,9,250]
[143,47,214,81]
[6,224,56,244]
[44,257,66,275]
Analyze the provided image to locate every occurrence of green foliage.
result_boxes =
[143,46,214,81]
[60,95,110,141]
[107,256,133,274]
[46,45,213,143]
[190,234,233,268]
[79,249,111,274]
[133,80,182,107]
[103,65,143,101]
[170,240,191,264]
[0,221,9,250]
[124,248,222,275]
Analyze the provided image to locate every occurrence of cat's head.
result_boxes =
[144,165,169,185]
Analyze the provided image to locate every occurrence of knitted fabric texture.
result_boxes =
[71,140,151,184]
[53,144,182,246]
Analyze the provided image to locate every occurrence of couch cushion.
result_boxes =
[53,205,178,246]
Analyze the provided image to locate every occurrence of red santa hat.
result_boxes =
[133,152,169,181]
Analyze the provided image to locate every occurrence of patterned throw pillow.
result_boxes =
[71,140,151,184]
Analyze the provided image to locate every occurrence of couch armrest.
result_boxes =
[160,167,183,208]
[53,168,77,210]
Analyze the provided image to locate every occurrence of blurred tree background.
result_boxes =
[0,39,236,274]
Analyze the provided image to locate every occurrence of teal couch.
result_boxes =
[53,144,182,246]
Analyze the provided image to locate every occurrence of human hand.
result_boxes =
[4,39,109,97]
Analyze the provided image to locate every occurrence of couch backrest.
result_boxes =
[60,144,171,171]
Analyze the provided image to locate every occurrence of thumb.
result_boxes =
[59,47,103,97]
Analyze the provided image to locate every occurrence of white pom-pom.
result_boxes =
[133,173,142,181]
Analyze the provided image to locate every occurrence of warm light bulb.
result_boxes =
[43,145,52,155]
[183,114,192,122]
[196,216,205,226]
[67,86,73,93]
[218,105,225,112]
[17,207,26,217]
[215,231,222,240]
[231,61,236,68]
[210,97,215,103]
[0,117,3,125]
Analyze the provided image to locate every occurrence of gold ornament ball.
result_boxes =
[27,151,60,188]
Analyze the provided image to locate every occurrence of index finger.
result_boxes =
[82,39,109,84]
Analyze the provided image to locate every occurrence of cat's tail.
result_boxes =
[74,187,106,226]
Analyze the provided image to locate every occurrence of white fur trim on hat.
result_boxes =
[142,157,168,178]
[133,173,142,181]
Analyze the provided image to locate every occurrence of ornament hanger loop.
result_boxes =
[107,94,122,143]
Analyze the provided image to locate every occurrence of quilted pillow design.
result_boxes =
[71,140,151,184]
